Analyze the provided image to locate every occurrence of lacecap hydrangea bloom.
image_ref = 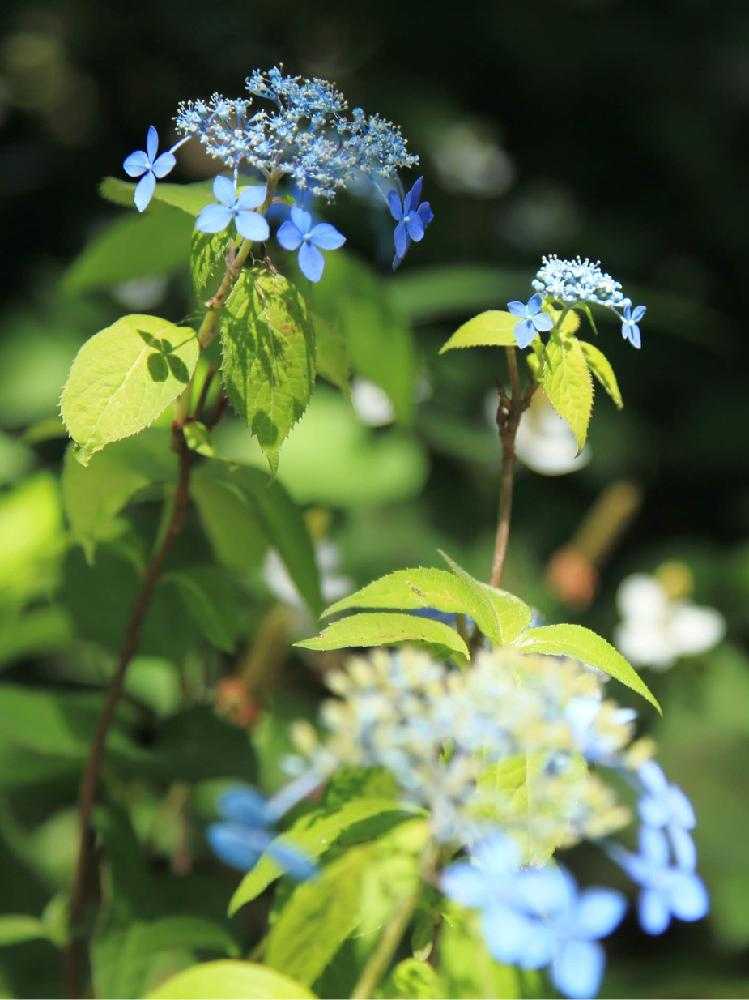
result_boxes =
[122,66,432,282]
[282,645,708,998]
[507,254,647,350]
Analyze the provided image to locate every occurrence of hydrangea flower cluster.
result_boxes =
[279,645,708,998]
[122,68,432,281]
[508,254,647,349]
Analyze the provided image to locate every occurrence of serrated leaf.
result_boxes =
[60,314,199,465]
[515,623,660,712]
[295,612,469,659]
[62,430,175,561]
[191,461,321,615]
[229,797,408,914]
[147,961,314,999]
[540,336,593,451]
[191,230,234,304]
[439,551,532,645]
[220,269,315,471]
[579,340,623,408]
[63,201,193,295]
[100,177,219,218]
[439,310,517,353]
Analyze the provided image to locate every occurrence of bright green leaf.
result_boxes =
[229,796,408,914]
[295,612,469,659]
[148,961,314,1000]
[322,567,475,619]
[60,314,199,464]
[0,915,48,947]
[439,551,532,645]
[439,903,519,999]
[220,269,315,472]
[540,336,593,451]
[439,310,517,353]
[579,340,623,409]
[101,177,219,218]
[515,623,660,711]
[62,430,175,561]
[387,958,445,999]
[0,472,63,603]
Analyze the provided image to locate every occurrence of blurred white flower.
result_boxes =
[351,379,394,426]
[112,276,168,310]
[264,541,351,616]
[615,573,725,670]
[430,120,515,197]
[490,390,590,476]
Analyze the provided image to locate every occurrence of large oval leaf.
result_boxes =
[148,960,314,999]
[61,314,199,465]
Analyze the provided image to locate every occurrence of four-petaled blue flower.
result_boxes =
[195,176,270,241]
[123,126,177,213]
[637,761,697,869]
[388,177,434,269]
[620,302,646,349]
[207,782,317,880]
[610,826,708,936]
[507,294,554,349]
[276,207,346,283]
[441,834,626,999]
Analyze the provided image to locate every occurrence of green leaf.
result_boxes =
[191,461,321,614]
[439,551,532,645]
[183,420,214,456]
[387,958,445,999]
[163,567,246,652]
[60,314,199,464]
[101,177,219,218]
[148,961,315,999]
[63,201,193,295]
[191,230,234,304]
[439,904,519,999]
[579,340,623,409]
[229,797,408,915]
[295,612,469,659]
[62,430,175,561]
[515,623,660,711]
[314,317,350,395]
[439,310,517,353]
[540,335,593,450]
[220,269,315,471]
[0,915,48,947]
[0,472,63,603]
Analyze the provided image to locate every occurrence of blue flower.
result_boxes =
[207,781,317,880]
[507,293,554,348]
[195,176,270,241]
[637,761,697,869]
[620,303,646,349]
[123,126,177,213]
[610,826,708,935]
[276,206,346,282]
[388,177,434,269]
[441,835,625,999]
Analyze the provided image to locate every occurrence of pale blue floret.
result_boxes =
[441,834,626,999]
[276,206,346,282]
[637,761,697,869]
[195,176,269,241]
[507,293,554,348]
[388,177,434,268]
[609,826,708,935]
[122,126,176,212]
[207,780,318,880]
[621,303,646,349]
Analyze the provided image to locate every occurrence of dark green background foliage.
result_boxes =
[1,1,748,996]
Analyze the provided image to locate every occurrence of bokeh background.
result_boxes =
[1,0,749,996]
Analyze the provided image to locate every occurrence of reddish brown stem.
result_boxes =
[65,426,192,998]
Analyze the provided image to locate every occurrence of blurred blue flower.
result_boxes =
[637,761,697,869]
[195,176,270,241]
[123,126,176,212]
[442,834,625,998]
[565,696,636,765]
[276,206,346,282]
[507,294,554,348]
[388,177,434,269]
[207,781,317,880]
[610,826,709,935]
[620,303,646,349]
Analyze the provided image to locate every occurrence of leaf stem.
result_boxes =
[351,842,437,1000]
